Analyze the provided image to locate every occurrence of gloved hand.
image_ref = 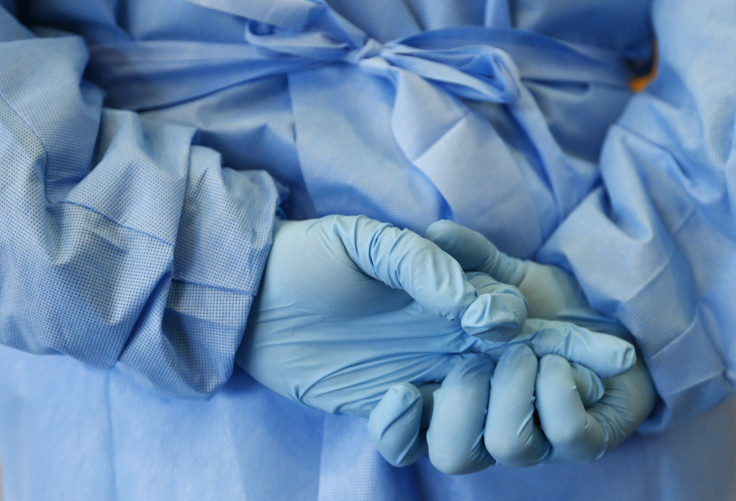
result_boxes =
[368,318,636,473]
[482,344,656,466]
[533,351,656,463]
[236,215,529,417]
[391,220,656,470]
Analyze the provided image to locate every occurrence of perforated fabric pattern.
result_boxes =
[0,9,279,398]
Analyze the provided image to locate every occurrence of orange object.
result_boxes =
[631,40,658,91]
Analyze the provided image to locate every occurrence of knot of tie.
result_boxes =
[244,19,523,104]
[345,38,384,64]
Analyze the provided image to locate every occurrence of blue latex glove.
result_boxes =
[236,215,528,417]
[480,344,657,466]
[534,352,656,463]
[421,220,656,467]
[368,319,636,473]
[482,345,656,466]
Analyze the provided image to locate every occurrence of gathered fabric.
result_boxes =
[1,0,735,499]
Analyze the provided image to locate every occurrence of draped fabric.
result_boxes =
[82,0,635,256]
[2,0,736,499]
[540,0,736,431]
[0,5,280,399]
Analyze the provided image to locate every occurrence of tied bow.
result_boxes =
[243,14,523,104]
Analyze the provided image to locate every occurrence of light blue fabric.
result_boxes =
[0,6,279,399]
[2,347,736,500]
[1,0,735,500]
[70,0,638,256]
[539,0,736,432]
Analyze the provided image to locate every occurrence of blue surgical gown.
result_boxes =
[1,0,735,499]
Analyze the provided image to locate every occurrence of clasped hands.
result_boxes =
[237,215,656,474]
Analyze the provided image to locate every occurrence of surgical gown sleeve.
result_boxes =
[540,0,736,431]
[0,6,280,399]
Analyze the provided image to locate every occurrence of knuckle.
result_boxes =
[484,429,533,466]
[429,451,474,475]
[546,421,588,449]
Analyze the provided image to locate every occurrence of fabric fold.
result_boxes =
[87,0,632,255]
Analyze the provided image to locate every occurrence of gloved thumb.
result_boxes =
[426,219,526,286]
[368,383,435,467]
[426,220,586,320]
[331,215,527,340]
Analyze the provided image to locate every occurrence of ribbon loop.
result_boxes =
[191,1,628,105]
[242,15,524,104]
[382,43,521,103]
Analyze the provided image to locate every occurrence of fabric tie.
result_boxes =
[88,0,632,256]
[242,15,525,105]
[89,0,627,114]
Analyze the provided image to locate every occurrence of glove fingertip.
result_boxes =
[461,292,527,342]
[623,346,637,370]
[424,219,458,241]
[369,384,425,467]
[425,220,492,271]
[597,340,637,378]
[369,384,422,435]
